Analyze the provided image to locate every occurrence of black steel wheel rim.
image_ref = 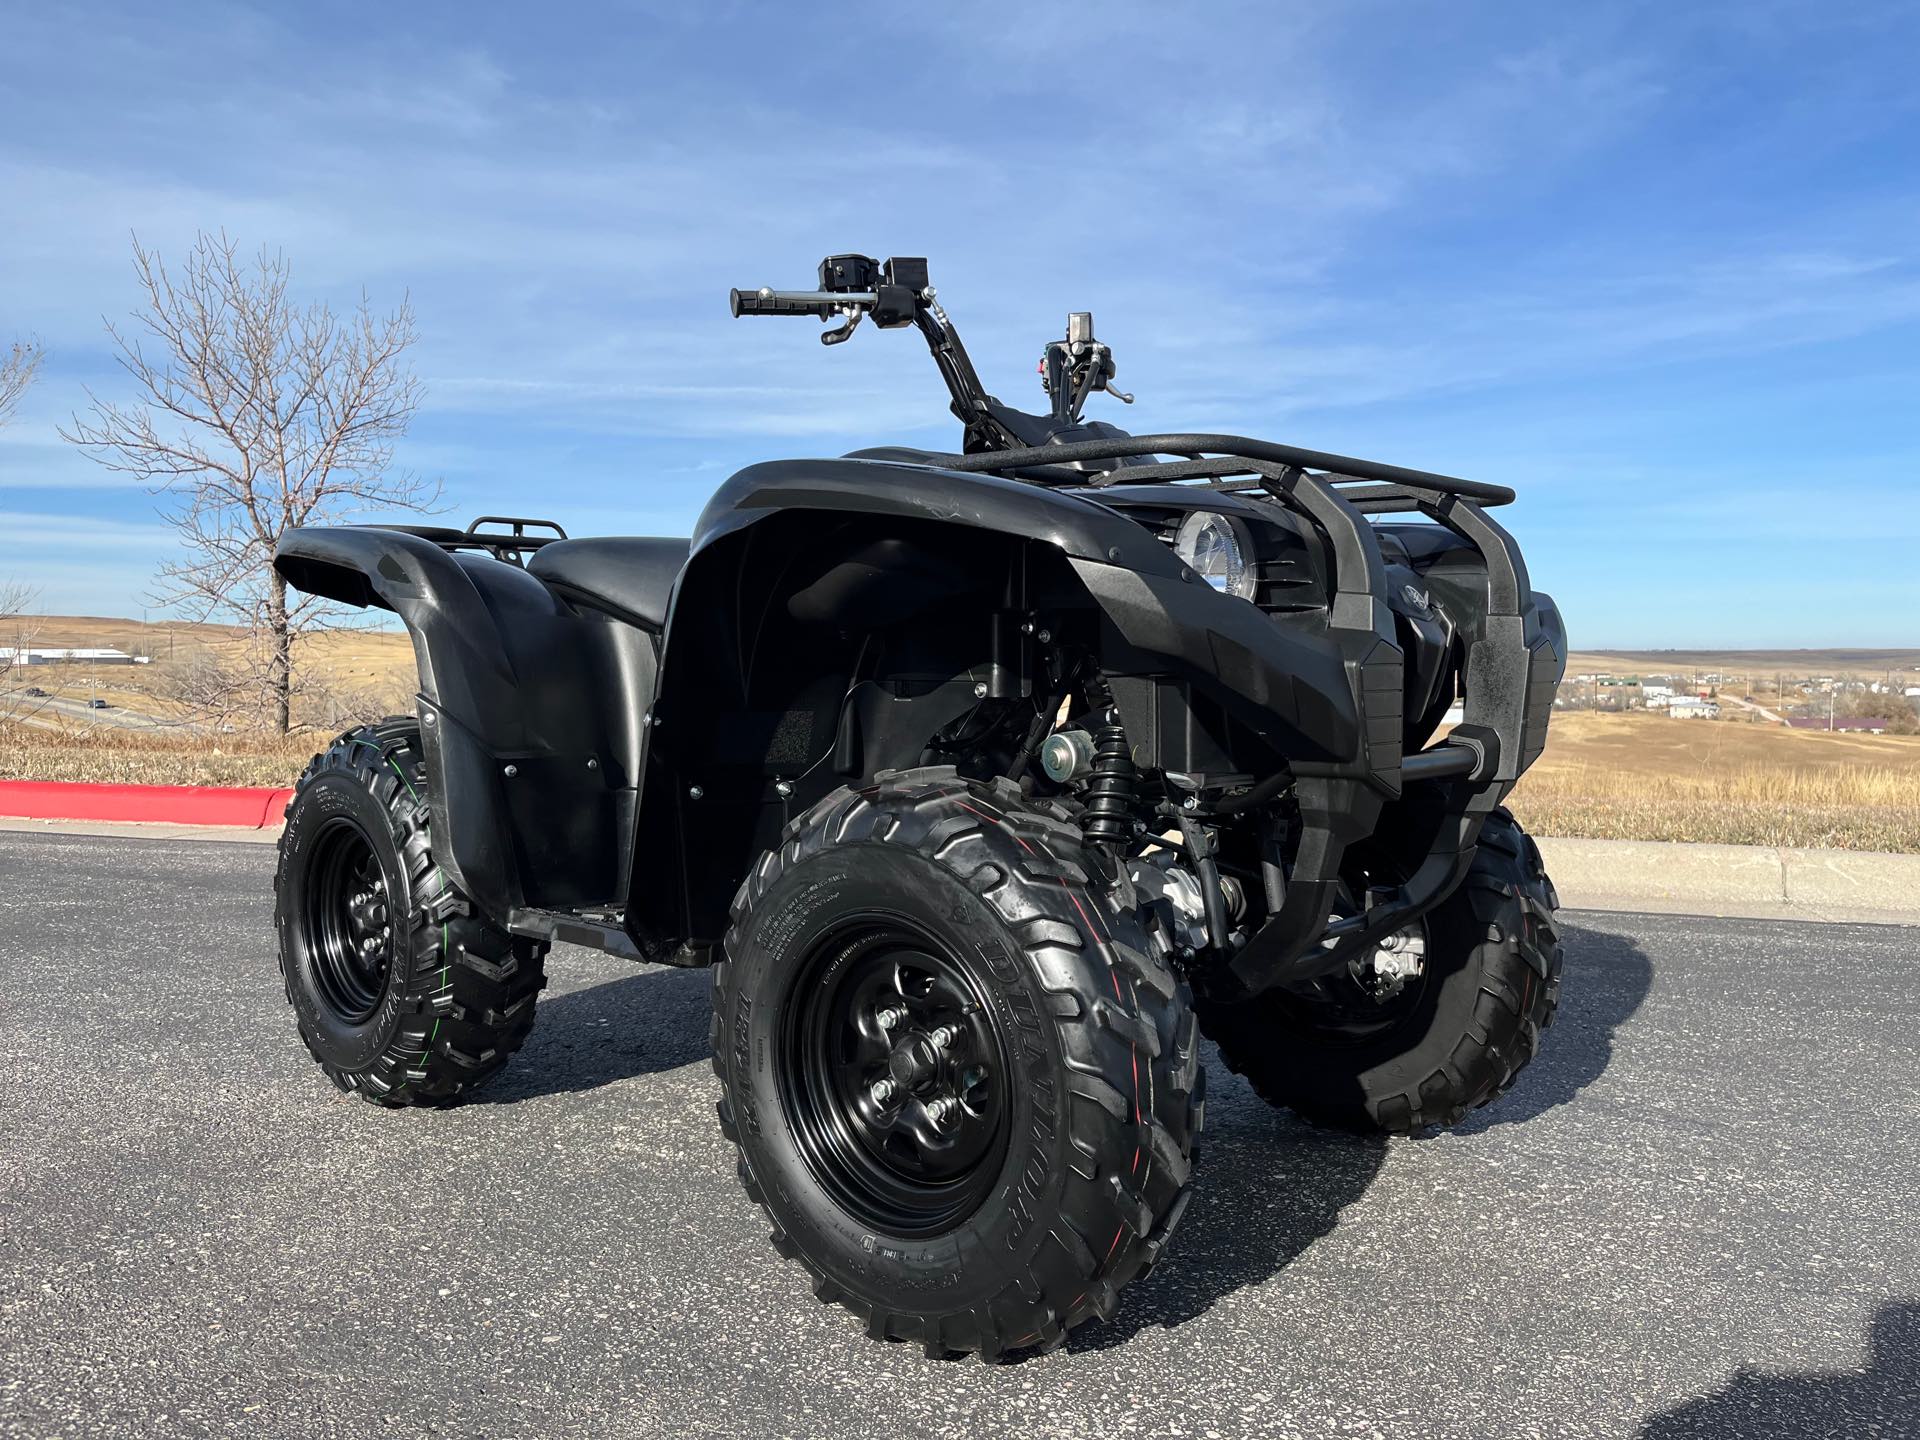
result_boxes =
[303,817,395,1025]
[777,913,1012,1238]
[1278,862,1433,1044]
[1279,920,1432,1043]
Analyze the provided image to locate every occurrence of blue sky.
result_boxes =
[2,0,1916,645]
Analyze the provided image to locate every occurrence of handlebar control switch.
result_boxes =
[871,284,919,328]
[871,257,931,328]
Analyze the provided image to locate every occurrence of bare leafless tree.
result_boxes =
[62,232,435,733]
[1,338,46,718]
[0,581,45,721]
[0,337,42,429]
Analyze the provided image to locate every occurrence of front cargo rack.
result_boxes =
[935,432,1516,513]
[933,430,1531,625]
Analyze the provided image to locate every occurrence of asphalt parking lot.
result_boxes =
[3,830,1915,1438]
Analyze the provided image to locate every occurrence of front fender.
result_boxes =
[692,456,1190,578]
[679,456,1364,765]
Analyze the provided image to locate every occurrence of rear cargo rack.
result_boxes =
[349,516,569,566]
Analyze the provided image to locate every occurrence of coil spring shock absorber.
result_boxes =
[1082,700,1138,846]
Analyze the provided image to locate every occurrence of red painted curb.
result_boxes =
[0,780,296,829]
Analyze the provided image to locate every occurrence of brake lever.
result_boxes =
[820,307,866,346]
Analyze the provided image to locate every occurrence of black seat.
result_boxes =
[527,537,690,630]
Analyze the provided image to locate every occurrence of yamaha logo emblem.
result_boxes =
[1402,583,1431,612]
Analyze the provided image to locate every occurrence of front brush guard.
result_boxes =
[937,432,1563,997]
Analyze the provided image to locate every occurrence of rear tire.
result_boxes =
[711,768,1202,1357]
[274,719,548,1107]
[1198,808,1561,1135]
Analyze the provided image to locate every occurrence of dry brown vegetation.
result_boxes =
[0,720,317,788]
[1507,711,1920,851]
[7,620,1920,852]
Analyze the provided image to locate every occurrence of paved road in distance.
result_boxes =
[2,831,1914,1438]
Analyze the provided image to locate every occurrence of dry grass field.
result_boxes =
[1507,710,1920,851]
[7,618,1920,851]
[0,720,316,788]
[1,614,413,787]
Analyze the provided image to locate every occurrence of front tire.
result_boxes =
[274,720,548,1107]
[711,769,1202,1357]
[1199,808,1562,1135]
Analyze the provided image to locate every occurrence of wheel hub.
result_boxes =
[1351,927,1426,1002]
[887,1035,939,1092]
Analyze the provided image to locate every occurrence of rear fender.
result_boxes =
[275,528,654,918]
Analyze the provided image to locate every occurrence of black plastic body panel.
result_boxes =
[275,527,657,918]
[700,456,1191,579]
[276,437,1565,988]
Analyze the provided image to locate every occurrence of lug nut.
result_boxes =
[929,1024,960,1050]
[926,1097,958,1125]
[869,1078,897,1106]
[877,1005,906,1031]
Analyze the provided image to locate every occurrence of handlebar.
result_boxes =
[726,256,1009,441]
[728,287,877,319]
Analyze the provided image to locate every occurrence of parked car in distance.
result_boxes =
[86,698,110,710]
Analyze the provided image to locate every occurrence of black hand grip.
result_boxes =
[730,287,841,319]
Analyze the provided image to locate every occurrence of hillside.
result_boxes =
[1570,648,1920,680]
[7,617,1919,849]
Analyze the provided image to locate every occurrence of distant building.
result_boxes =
[1668,697,1719,719]
[0,647,150,668]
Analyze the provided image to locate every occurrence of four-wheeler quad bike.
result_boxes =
[272,255,1567,1358]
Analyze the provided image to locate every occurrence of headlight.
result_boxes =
[1173,510,1258,601]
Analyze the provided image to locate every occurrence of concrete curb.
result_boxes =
[1538,837,1920,927]
[0,779,294,829]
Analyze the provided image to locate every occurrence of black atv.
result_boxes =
[272,255,1566,1358]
